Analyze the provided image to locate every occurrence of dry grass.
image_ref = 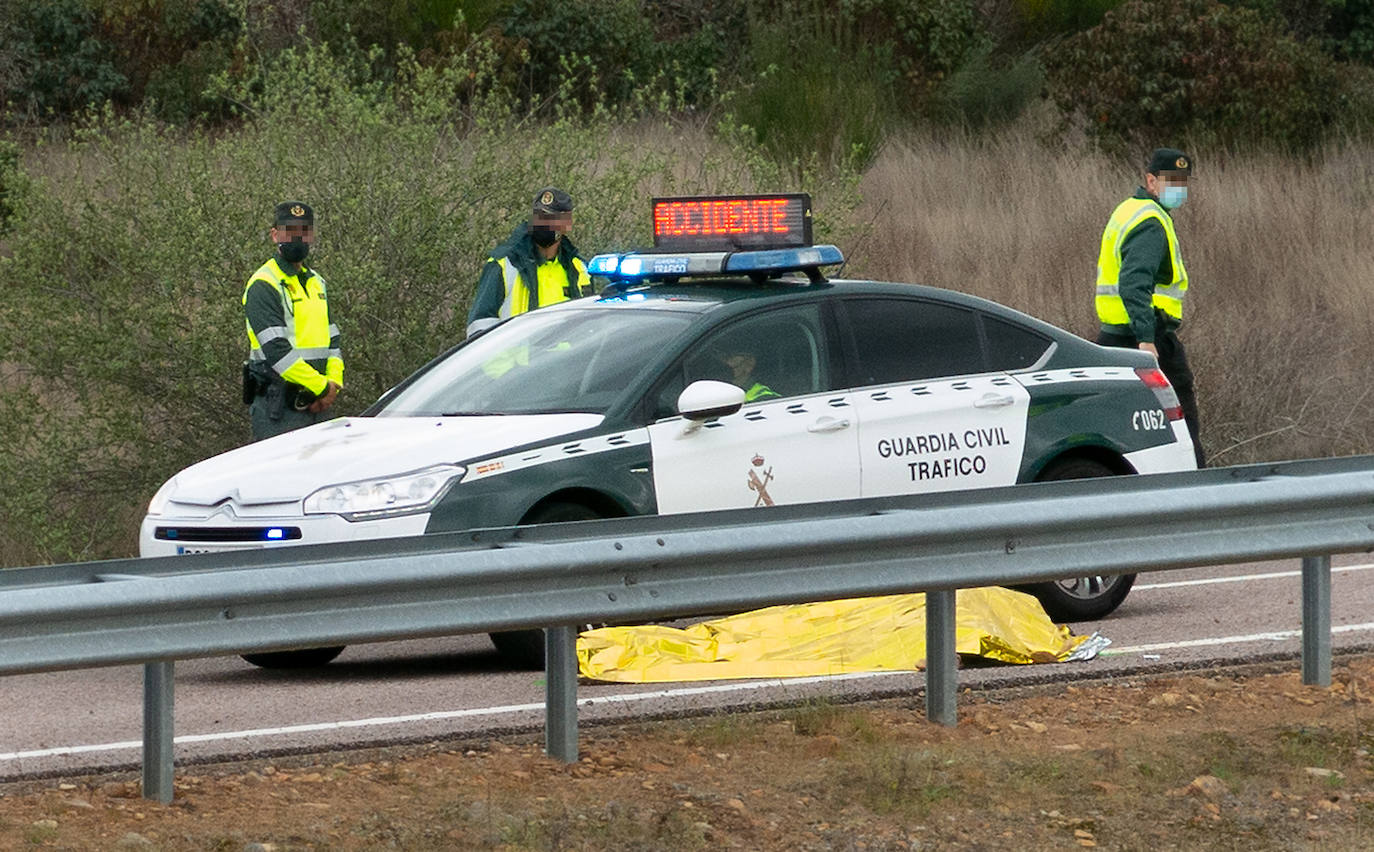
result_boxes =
[849,122,1374,465]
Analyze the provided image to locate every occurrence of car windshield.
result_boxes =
[375,308,695,416]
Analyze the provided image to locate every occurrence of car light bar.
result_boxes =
[724,245,843,272]
[587,245,844,282]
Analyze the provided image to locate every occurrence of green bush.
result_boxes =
[843,0,988,89]
[1043,0,1358,153]
[928,45,1045,130]
[728,12,894,172]
[0,0,127,120]
[309,0,470,54]
[1321,0,1374,64]
[492,0,734,114]
[0,138,23,233]
[104,0,242,122]
[1007,0,1124,40]
[0,37,860,567]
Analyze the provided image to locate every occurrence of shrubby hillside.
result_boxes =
[3,0,1374,566]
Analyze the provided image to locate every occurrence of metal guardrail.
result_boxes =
[3,455,1374,801]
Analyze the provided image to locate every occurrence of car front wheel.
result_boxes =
[488,501,606,669]
[1020,457,1136,622]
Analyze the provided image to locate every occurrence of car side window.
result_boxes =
[841,298,983,384]
[653,303,830,418]
[981,314,1051,371]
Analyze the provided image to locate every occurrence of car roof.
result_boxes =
[559,275,1072,339]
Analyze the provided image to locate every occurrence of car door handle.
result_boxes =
[807,416,851,433]
[973,393,1016,409]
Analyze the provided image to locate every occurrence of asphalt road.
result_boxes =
[4,555,1373,781]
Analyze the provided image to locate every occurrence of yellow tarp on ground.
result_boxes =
[577,586,1098,683]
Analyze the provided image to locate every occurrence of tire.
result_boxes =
[240,646,346,669]
[1019,457,1137,622]
[488,501,605,670]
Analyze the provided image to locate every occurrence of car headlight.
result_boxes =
[147,477,178,516]
[303,465,464,521]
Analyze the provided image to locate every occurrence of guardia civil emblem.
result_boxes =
[290,204,305,217]
[540,191,554,206]
[747,454,774,507]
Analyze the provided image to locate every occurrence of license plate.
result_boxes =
[176,544,261,555]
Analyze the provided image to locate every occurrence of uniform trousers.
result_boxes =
[1098,322,1205,468]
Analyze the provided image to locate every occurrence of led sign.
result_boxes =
[652,194,811,250]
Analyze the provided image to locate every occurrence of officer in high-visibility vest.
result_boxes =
[1095,148,1204,467]
[466,187,591,337]
[242,201,343,440]
[712,347,779,402]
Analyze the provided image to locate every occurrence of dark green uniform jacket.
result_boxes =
[468,222,588,326]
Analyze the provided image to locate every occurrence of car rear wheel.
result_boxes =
[489,501,605,669]
[1021,457,1136,622]
[240,646,346,669]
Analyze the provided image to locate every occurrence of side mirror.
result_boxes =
[678,380,746,421]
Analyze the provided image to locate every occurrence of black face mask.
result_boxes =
[278,241,310,263]
[530,226,560,248]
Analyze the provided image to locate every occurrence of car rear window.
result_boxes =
[981,315,1052,371]
[842,298,984,383]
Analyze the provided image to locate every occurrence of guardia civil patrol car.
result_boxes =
[140,194,1196,669]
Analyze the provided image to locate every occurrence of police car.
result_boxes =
[140,194,1196,669]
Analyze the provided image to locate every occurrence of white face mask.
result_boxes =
[1158,184,1188,210]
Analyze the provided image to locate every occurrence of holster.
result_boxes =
[241,361,260,405]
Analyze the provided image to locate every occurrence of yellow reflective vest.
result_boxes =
[494,254,590,319]
[1095,197,1188,326]
[242,258,343,395]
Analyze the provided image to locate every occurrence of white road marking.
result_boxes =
[1134,562,1374,591]
[1104,621,1374,656]
[0,670,914,765]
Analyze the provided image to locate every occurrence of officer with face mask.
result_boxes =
[241,201,344,440]
[1094,148,1204,466]
[466,187,592,337]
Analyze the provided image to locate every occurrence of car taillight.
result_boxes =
[1135,367,1183,420]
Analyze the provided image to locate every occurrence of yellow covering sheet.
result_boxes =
[577,586,1095,683]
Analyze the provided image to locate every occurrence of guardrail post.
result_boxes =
[141,661,175,802]
[925,590,958,726]
[1301,555,1332,687]
[544,626,579,762]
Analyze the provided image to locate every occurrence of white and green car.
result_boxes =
[141,195,1196,668]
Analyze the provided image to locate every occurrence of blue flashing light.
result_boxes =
[626,292,648,302]
[265,528,286,540]
[620,257,645,277]
[588,254,621,276]
[724,245,844,273]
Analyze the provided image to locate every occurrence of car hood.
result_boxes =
[166,414,604,506]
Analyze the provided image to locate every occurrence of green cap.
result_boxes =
[1146,148,1193,176]
[274,201,314,227]
[532,187,574,215]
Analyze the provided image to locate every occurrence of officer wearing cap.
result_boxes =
[1095,148,1204,466]
[241,201,344,440]
[466,187,591,337]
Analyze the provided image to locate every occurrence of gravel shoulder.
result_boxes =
[4,655,1374,850]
